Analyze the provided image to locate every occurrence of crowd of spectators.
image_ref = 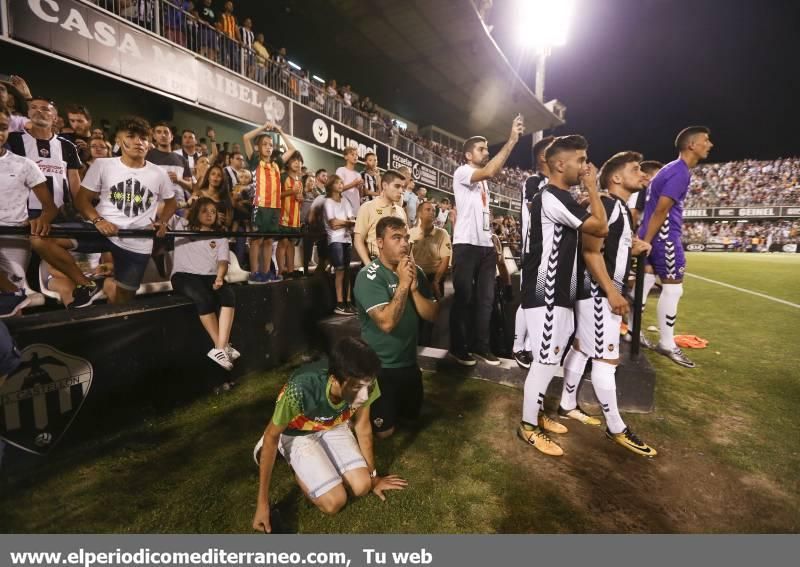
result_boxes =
[686,158,800,208]
[682,220,800,250]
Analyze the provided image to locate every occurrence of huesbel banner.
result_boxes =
[291,102,389,165]
[8,0,291,131]
[388,149,439,189]
[684,206,800,219]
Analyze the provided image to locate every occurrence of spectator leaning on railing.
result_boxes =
[30,116,177,307]
[0,103,56,318]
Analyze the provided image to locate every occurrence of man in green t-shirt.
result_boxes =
[252,337,407,533]
[354,216,439,439]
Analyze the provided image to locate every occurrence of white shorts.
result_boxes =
[524,306,575,365]
[575,296,621,360]
[278,423,367,499]
[0,236,31,289]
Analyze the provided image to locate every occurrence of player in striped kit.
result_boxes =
[513,136,553,369]
[517,135,609,457]
[560,152,657,457]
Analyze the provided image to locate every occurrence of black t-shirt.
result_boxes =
[59,132,91,164]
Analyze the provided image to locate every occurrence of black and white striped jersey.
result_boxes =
[578,194,634,300]
[521,185,590,309]
[521,172,548,257]
[6,131,82,210]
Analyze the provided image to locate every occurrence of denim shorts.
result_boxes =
[71,233,151,291]
[328,242,352,270]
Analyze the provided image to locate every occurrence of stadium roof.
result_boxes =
[245,0,563,143]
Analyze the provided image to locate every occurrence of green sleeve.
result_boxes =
[416,266,433,299]
[271,382,304,427]
[354,265,391,312]
[364,380,381,408]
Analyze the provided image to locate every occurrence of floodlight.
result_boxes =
[518,0,575,48]
[312,75,325,83]
[287,60,302,70]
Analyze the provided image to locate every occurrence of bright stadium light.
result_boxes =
[312,75,325,83]
[287,60,302,71]
[517,0,575,49]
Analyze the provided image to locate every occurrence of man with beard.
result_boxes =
[449,116,524,366]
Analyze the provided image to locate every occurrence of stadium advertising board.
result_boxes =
[291,103,388,165]
[388,149,439,189]
[8,0,291,131]
[684,206,800,219]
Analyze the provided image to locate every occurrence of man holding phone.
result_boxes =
[449,115,524,367]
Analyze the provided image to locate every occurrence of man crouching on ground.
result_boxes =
[252,337,407,532]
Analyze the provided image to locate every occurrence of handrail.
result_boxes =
[0,225,322,239]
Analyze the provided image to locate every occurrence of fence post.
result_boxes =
[631,252,646,358]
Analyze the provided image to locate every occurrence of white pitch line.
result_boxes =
[685,273,800,309]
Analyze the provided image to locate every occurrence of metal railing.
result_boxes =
[91,0,523,206]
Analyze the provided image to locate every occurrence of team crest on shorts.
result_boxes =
[209,241,217,249]
[373,417,383,428]
[608,345,615,352]
[554,346,560,355]
[0,344,93,455]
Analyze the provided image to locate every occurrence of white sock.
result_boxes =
[513,306,529,352]
[657,283,683,350]
[560,348,588,411]
[641,273,657,310]
[591,360,626,434]
[522,362,559,426]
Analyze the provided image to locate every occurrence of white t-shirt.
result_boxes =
[452,164,492,247]
[82,157,173,254]
[171,218,230,276]
[323,197,354,244]
[0,150,46,225]
[336,166,362,217]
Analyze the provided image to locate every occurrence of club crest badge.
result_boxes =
[0,344,93,455]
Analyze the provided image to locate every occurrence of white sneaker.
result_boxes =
[208,348,233,370]
[225,344,241,361]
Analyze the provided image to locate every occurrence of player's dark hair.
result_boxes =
[284,151,303,168]
[329,337,381,384]
[675,126,710,151]
[152,121,172,131]
[544,135,588,162]
[463,136,487,160]
[116,116,151,138]
[640,160,664,175]
[533,135,555,163]
[364,152,376,160]
[376,216,407,239]
[381,169,406,188]
[599,151,644,190]
[181,128,197,137]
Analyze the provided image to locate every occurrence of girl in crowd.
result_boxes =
[277,152,304,278]
[194,154,211,186]
[171,198,239,376]
[191,164,233,228]
[323,175,356,315]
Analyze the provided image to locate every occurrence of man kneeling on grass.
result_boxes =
[252,337,407,532]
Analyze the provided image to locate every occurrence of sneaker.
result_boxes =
[558,406,602,426]
[606,427,657,457]
[253,435,263,466]
[225,344,241,361]
[639,332,655,350]
[70,281,103,309]
[248,272,267,285]
[345,302,358,315]
[654,344,695,368]
[333,303,349,315]
[538,413,568,434]
[207,348,233,370]
[450,351,477,366]
[517,423,564,456]
[0,290,31,318]
[513,350,533,369]
[472,351,501,366]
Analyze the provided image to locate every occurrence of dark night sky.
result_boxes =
[237,0,799,169]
